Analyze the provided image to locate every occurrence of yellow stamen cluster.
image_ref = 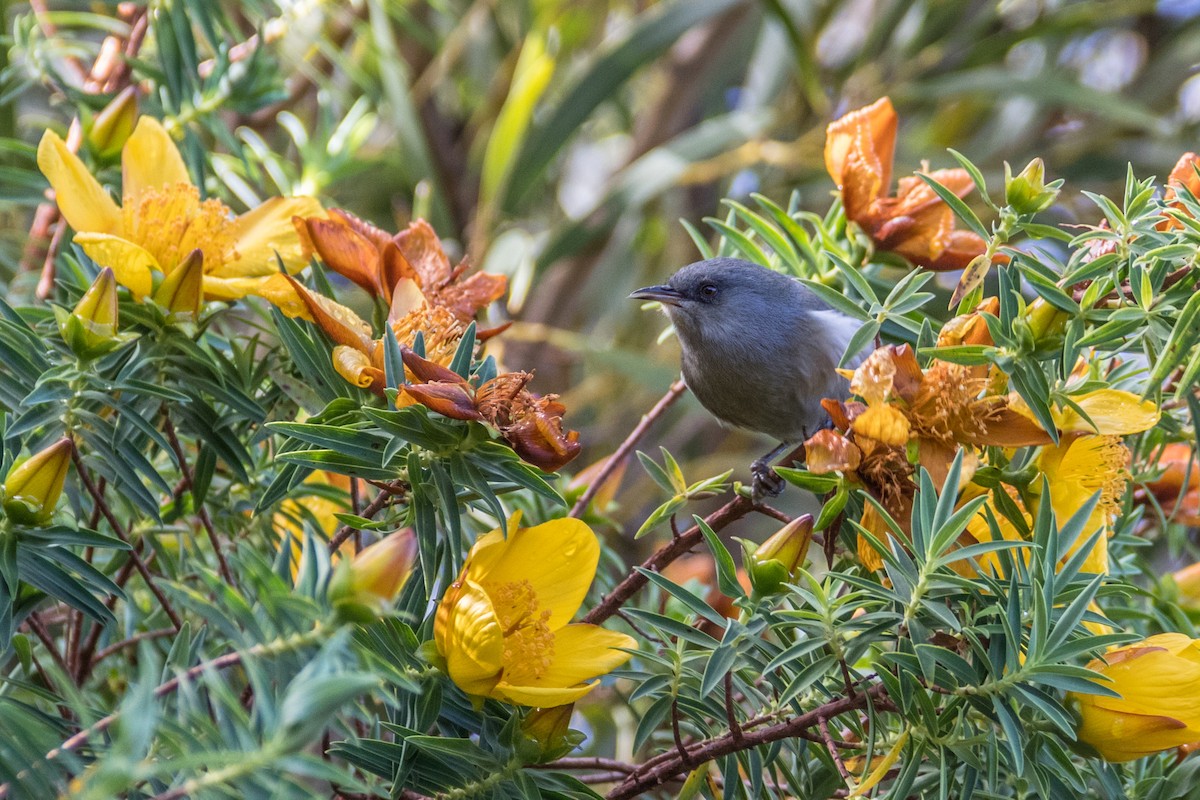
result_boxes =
[491,579,554,680]
[122,183,236,273]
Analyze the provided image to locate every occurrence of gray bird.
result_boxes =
[630,257,862,499]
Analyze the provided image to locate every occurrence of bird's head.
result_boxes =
[630,257,812,343]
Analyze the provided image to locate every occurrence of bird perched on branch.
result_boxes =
[631,257,863,500]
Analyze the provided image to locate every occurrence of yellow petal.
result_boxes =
[463,517,599,630]
[491,680,599,708]
[74,232,158,299]
[540,624,635,685]
[121,117,190,204]
[440,580,505,697]
[222,197,325,277]
[333,345,384,390]
[37,130,122,235]
[493,625,634,707]
[1057,389,1161,435]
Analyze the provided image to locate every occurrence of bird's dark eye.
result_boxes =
[700,283,718,299]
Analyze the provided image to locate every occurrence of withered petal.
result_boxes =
[805,429,863,474]
[304,216,382,294]
[394,219,453,288]
[437,272,509,322]
[380,240,420,295]
[330,208,394,250]
[825,97,897,220]
[401,347,469,386]
[283,275,374,352]
[403,381,483,421]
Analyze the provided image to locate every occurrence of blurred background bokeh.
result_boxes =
[4,0,1200,533]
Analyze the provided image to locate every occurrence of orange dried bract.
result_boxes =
[824,98,994,271]
[1157,152,1200,232]
[293,212,508,321]
[805,429,863,474]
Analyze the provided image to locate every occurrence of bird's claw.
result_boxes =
[750,459,785,502]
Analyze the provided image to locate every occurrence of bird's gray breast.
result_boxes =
[675,307,858,443]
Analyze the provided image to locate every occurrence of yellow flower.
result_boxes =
[1068,634,1200,762]
[1035,434,1129,575]
[1010,388,1160,437]
[37,117,322,304]
[434,513,635,707]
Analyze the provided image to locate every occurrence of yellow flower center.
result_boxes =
[489,578,554,680]
[123,182,236,273]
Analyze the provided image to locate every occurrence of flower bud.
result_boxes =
[57,268,119,358]
[1171,561,1200,607]
[153,249,204,317]
[519,704,580,763]
[747,514,813,595]
[1025,297,1069,343]
[1005,158,1060,215]
[330,529,417,621]
[3,438,73,525]
[86,87,138,160]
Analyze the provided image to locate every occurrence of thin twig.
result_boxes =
[70,444,182,629]
[161,414,233,583]
[536,757,637,775]
[23,613,74,685]
[91,628,178,666]
[328,489,395,552]
[0,630,325,799]
[819,717,852,781]
[605,684,889,799]
[583,494,754,625]
[724,671,743,744]
[569,379,687,518]
[753,503,792,524]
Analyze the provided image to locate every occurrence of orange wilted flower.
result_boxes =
[1138,442,1200,527]
[824,97,989,271]
[294,211,508,321]
[1157,153,1200,232]
[402,349,581,472]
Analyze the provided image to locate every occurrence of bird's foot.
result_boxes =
[750,458,785,502]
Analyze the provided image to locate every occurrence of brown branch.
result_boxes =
[161,414,233,584]
[70,444,182,630]
[328,489,395,553]
[569,380,687,518]
[582,494,754,626]
[605,684,889,800]
[724,671,743,744]
[23,613,74,685]
[91,628,178,666]
[535,757,637,775]
[819,717,852,781]
[75,555,141,682]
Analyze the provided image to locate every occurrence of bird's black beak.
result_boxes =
[629,284,684,306]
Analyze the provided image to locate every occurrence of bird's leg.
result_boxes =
[750,441,794,502]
